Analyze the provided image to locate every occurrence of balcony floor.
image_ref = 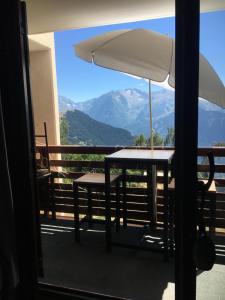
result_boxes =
[40,218,225,300]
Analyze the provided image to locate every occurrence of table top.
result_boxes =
[106,149,174,163]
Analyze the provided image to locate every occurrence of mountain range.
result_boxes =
[59,88,225,146]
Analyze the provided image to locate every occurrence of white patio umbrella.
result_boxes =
[74,28,225,147]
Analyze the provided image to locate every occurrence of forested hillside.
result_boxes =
[63,109,134,146]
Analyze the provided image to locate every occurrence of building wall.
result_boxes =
[29,32,60,146]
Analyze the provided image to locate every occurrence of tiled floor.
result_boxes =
[40,219,225,300]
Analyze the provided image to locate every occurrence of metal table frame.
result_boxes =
[104,149,175,261]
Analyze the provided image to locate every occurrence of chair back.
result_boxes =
[202,152,215,192]
[35,122,50,172]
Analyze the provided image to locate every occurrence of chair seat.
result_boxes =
[156,179,175,191]
[37,168,51,179]
[73,173,120,186]
[157,178,216,193]
[198,179,216,193]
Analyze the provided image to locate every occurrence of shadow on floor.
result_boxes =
[40,219,174,300]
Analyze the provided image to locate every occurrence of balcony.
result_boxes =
[37,145,225,299]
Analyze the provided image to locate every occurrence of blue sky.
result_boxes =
[54,10,225,102]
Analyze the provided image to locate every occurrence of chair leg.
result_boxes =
[122,168,127,228]
[163,165,169,262]
[115,180,120,232]
[105,166,112,252]
[73,183,80,243]
[87,187,93,228]
[169,191,174,256]
[39,179,47,218]
[209,193,216,236]
[44,178,49,218]
[50,174,56,220]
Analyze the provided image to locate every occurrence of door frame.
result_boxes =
[174,0,199,299]
[0,0,200,299]
[0,0,39,298]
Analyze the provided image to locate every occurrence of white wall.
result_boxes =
[29,33,60,146]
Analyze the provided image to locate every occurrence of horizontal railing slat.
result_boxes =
[37,145,225,228]
[51,160,105,168]
[37,145,225,157]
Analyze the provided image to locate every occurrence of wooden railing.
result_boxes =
[37,145,225,228]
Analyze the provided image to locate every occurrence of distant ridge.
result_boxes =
[58,95,77,113]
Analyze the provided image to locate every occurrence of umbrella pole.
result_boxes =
[148,80,157,225]
[149,80,153,149]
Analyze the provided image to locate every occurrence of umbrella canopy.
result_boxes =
[74,28,225,109]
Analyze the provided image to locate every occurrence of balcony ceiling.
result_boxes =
[26,0,225,35]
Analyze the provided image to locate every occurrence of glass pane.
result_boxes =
[196,4,225,299]
[29,1,176,298]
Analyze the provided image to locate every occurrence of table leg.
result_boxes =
[87,187,93,228]
[163,163,169,261]
[73,183,80,243]
[116,180,120,232]
[105,161,112,252]
[152,165,157,225]
[147,165,157,227]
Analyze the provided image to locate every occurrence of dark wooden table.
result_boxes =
[104,149,175,260]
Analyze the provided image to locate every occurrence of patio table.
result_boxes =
[104,149,175,260]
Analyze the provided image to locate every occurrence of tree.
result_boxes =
[164,128,175,146]
[147,130,164,146]
[214,141,225,147]
[60,116,69,144]
[134,134,147,146]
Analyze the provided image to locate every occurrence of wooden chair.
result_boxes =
[164,152,216,254]
[73,173,121,243]
[197,152,216,235]
[35,122,55,220]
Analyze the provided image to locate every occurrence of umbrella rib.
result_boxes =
[91,29,136,58]
[168,39,174,77]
